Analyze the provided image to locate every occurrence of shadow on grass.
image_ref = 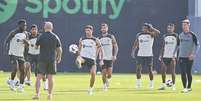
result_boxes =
[0,99,31,101]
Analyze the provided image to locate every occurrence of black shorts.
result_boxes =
[38,60,57,75]
[136,56,153,66]
[82,57,96,67]
[27,54,39,65]
[162,58,172,66]
[102,60,113,69]
[9,55,25,66]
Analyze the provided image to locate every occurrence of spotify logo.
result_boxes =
[0,0,126,24]
[0,0,18,24]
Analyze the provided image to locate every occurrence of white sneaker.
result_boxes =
[47,94,53,100]
[158,83,166,90]
[32,94,40,100]
[43,81,48,90]
[9,80,16,91]
[103,83,108,91]
[25,80,32,86]
[136,79,141,89]
[187,88,192,92]
[181,88,189,93]
[88,88,93,95]
[18,84,24,92]
[150,80,154,90]
[172,84,176,91]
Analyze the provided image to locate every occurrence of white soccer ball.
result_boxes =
[166,79,173,87]
[69,44,79,54]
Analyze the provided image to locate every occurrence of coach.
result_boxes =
[33,21,62,100]
[179,19,200,93]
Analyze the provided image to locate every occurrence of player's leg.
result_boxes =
[101,65,107,91]
[18,59,26,92]
[170,59,176,90]
[159,59,167,90]
[136,57,142,88]
[179,58,188,92]
[42,75,48,90]
[47,61,56,100]
[106,67,113,87]
[47,74,53,100]
[88,64,96,95]
[75,56,85,68]
[25,62,32,86]
[186,60,193,92]
[33,61,45,99]
[33,73,43,100]
[147,57,154,89]
[9,56,18,90]
[106,60,113,81]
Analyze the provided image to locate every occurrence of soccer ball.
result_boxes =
[69,44,79,54]
[166,79,173,87]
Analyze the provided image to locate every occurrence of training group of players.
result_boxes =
[3,18,199,99]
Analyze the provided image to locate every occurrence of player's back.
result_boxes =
[36,32,61,61]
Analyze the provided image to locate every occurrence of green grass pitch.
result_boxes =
[0,72,201,101]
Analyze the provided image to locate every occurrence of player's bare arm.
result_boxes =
[111,35,118,62]
[131,39,139,58]
[149,25,160,37]
[96,39,104,65]
[77,37,83,56]
[56,46,62,63]
[4,30,16,50]
[159,39,165,61]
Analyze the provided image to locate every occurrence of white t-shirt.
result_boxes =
[99,34,113,60]
[137,33,154,57]
[80,37,98,60]
[28,35,40,55]
[163,34,179,58]
[9,32,27,57]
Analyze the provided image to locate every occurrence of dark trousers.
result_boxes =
[178,58,193,89]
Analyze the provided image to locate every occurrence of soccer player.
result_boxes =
[33,22,62,100]
[76,25,103,95]
[158,23,179,90]
[98,23,118,91]
[4,19,29,92]
[179,19,200,93]
[131,23,160,90]
[25,24,48,89]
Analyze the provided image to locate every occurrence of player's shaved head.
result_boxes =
[44,21,53,32]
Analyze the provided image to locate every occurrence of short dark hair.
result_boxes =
[101,23,108,27]
[17,19,26,25]
[31,24,38,29]
[84,25,93,30]
[167,23,175,27]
